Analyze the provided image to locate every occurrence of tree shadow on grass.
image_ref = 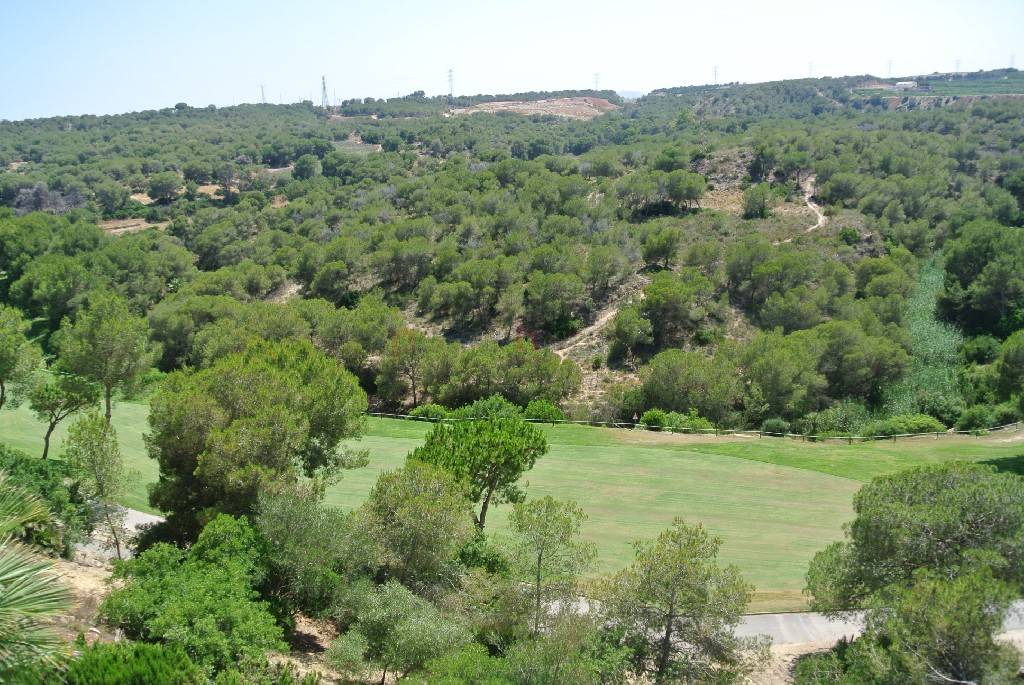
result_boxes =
[979,454,1024,476]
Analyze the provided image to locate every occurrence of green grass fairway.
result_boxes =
[3,404,1022,611]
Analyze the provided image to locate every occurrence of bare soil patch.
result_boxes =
[271,195,289,208]
[334,131,382,154]
[48,556,116,646]
[263,164,294,175]
[745,640,835,684]
[265,279,302,303]
[701,189,745,213]
[129,192,154,205]
[452,97,618,120]
[695,147,750,191]
[98,218,169,235]
[194,183,220,196]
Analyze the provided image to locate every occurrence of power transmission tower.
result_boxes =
[320,76,329,110]
[808,61,813,78]
[887,60,893,78]
[954,59,960,75]
[713,65,718,85]
[259,85,266,104]
[1011,54,1016,69]
[448,68,454,103]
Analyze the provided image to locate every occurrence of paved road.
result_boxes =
[739,601,1024,645]
[122,507,163,531]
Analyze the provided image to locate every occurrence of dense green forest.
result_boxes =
[2,69,1024,682]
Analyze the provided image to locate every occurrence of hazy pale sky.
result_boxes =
[2,0,1022,120]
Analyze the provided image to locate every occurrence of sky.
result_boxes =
[2,0,1023,120]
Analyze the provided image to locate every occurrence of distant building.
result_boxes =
[894,81,918,90]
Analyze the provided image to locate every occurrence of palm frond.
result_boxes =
[0,473,50,538]
[0,473,71,676]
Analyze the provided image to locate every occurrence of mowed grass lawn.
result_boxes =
[3,402,1022,611]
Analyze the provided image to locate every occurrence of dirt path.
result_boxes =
[553,305,620,359]
[552,279,648,360]
[775,175,827,245]
[802,175,827,232]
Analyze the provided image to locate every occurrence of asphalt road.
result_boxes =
[739,602,1024,645]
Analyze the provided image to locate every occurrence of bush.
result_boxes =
[524,399,565,424]
[664,409,715,433]
[449,394,524,420]
[761,418,791,436]
[992,401,1021,426]
[956,405,994,432]
[796,401,870,437]
[409,403,449,422]
[214,662,321,684]
[639,409,668,431]
[100,515,284,673]
[0,444,94,554]
[961,335,1002,365]
[65,642,204,685]
[861,413,946,437]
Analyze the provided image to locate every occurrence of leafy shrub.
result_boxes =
[956,405,994,432]
[214,662,321,685]
[861,413,945,437]
[796,400,870,436]
[449,394,524,419]
[409,403,449,422]
[65,642,204,685]
[326,582,470,681]
[961,335,1002,365]
[524,399,565,424]
[792,639,854,684]
[100,515,284,673]
[639,409,667,431]
[0,444,93,554]
[663,409,714,433]
[916,392,966,427]
[761,418,791,436]
[992,401,1021,426]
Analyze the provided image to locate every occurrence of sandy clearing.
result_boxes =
[452,96,618,120]
[98,218,169,235]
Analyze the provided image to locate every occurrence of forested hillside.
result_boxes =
[2,71,1022,436]
[4,67,1024,684]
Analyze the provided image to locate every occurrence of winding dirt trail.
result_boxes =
[802,174,827,232]
[776,174,827,245]
[552,285,648,360]
[553,306,620,359]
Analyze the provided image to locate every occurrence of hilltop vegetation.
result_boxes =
[2,69,1024,682]
[2,70,1022,435]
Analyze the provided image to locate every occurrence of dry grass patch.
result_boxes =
[98,218,168,235]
